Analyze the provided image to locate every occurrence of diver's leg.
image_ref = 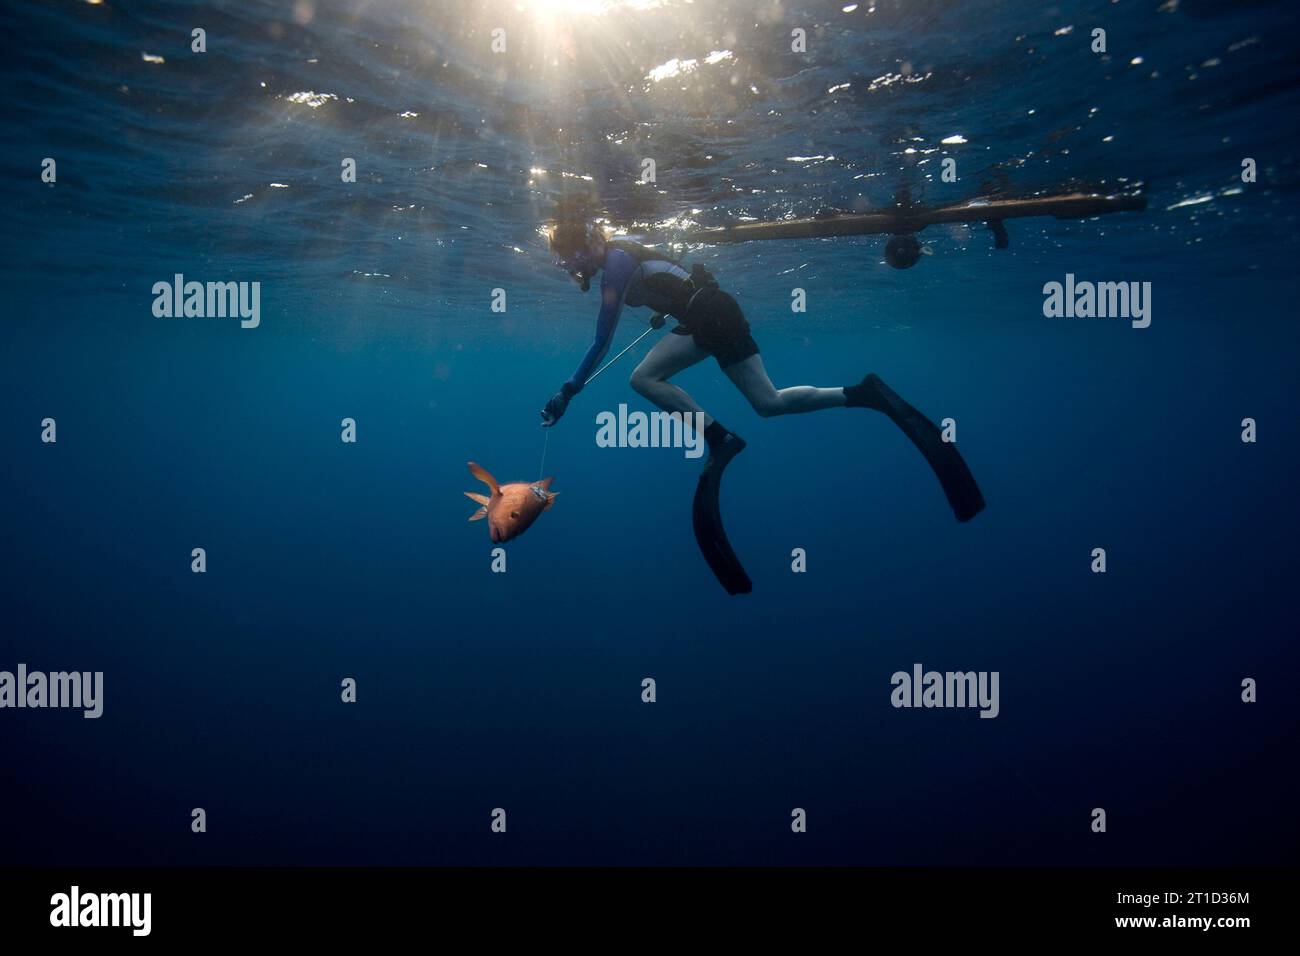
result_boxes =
[630,324,752,592]
[646,335,749,596]
[629,332,713,423]
[723,354,848,417]
[633,328,750,593]
[631,331,744,461]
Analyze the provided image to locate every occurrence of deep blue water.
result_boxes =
[2,0,1298,865]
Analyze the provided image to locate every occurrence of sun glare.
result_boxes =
[519,0,614,16]
[516,0,667,17]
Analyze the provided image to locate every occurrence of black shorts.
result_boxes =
[671,287,760,369]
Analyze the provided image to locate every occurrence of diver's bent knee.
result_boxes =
[629,369,656,397]
[752,399,782,418]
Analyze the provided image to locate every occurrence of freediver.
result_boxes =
[540,218,985,594]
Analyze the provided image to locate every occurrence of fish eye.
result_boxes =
[510,511,519,519]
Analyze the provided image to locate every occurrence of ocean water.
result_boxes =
[1,0,1297,866]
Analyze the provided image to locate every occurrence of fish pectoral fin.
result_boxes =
[464,492,490,506]
[468,506,488,522]
[538,476,555,490]
[543,492,559,511]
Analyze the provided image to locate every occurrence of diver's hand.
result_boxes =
[540,393,566,427]
[541,382,579,427]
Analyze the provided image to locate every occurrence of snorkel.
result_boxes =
[557,248,597,291]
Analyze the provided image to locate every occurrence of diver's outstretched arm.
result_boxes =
[567,247,637,388]
[544,249,641,427]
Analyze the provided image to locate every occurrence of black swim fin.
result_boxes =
[848,373,986,522]
[692,432,752,595]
